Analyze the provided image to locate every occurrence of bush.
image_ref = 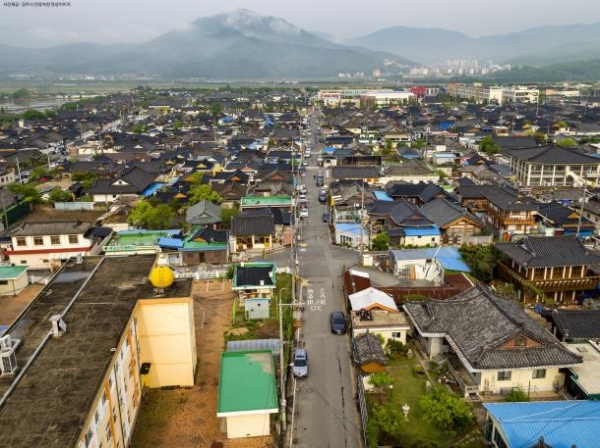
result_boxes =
[505,388,530,402]
[386,339,408,359]
[412,365,426,377]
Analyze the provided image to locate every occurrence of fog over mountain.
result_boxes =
[348,22,600,65]
[0,9,410,80]
[0,9,598,80]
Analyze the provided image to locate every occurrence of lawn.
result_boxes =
[371,357,487,448]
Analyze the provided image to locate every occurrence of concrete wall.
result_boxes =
[225,413,272,438]
[480,367,563,395]
[354,327,408,345]
[136,297,197,388]
[0,272,28,296]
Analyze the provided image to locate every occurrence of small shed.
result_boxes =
[217,350,278,439]
[245,298,270,320]
[0,265,28,296]
[353,332,387,374]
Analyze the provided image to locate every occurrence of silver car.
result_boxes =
[292,348,308,378]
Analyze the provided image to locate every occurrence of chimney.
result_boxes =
[562,329,570,342]
[260,280,265,286]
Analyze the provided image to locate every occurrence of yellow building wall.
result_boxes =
[480,367,563,394]
[135,297,196,388]
[77,317,142,448]
[354,327,408,345]
[225,413,272,438]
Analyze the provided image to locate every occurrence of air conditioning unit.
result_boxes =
[50,315,67,337]
[0,342,17,375]
[0,335,12,350]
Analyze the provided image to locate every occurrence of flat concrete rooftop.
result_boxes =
[0,255,192,448]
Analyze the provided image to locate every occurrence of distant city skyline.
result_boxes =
[0,0,599,48]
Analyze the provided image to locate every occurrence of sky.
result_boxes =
[1,0,600,48]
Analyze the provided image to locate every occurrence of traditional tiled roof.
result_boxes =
[504,144,600,165]
[495,235,600,268]
[11,220,93,236]
[331,166,380,180]
[230,212,275,236]
[185,200,222,225]
[422,197,483,228]
[483,186,540,212]
[550,309,600,340]
[353,332,387,367]
[403,283,582,370]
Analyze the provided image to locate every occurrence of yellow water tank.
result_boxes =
[148,266,175,289]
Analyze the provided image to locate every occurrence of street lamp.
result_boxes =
[278,287,289,434]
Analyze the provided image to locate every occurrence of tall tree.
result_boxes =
[127,202,174,230]
[188,184,223,205]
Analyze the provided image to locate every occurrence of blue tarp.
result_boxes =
[157,237,184,249]
[403,227,441,236]
[373,191,394,202]
[390,247,471,273]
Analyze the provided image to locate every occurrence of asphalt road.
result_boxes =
[285,110,364,448]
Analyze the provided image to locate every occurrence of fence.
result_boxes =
[54,202,95,211]
[172,265,229,280]
[356,371,369,447]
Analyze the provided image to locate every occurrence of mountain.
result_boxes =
[0,9,412,80]
[348,22,600,66]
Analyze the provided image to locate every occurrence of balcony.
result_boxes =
[498,264,600,293]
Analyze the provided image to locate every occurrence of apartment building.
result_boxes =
[0,256,195,448]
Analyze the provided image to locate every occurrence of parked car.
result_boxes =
[293,348,308,378]
[318,191,327,203]
[316,175,324,187]
[322,213,330,223]
[330,311,346,335]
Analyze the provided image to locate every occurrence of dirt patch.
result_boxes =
[131,278,274,448]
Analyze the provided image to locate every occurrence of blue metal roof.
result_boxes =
[403,227,441,236]
[157,237,184,248]
[389,247,471,272]
[322,146,336,154]
[334,222,363,236]
[484,401,600,448]
[373,191,394,202]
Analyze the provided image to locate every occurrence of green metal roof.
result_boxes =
[217,350,278,415]
[0,265,28,279]
[241,195,291,206]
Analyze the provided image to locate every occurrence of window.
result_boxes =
[68,234,78,244]
[112,406,117,423]
[0,280,7,286]
[85,429,94,446]
[16,237,26,247]
[391,332,402,338]
[515,336,527,347]
[532,369,546,379]
[497,371,512,381]
[101,391,107,406]
[33,236,44,246]
[106,423,112,442]
[50,235,60,245]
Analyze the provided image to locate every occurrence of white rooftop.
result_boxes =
[348,287,399,312]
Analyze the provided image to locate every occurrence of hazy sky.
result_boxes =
[1,0,600,48]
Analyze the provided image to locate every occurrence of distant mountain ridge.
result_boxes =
[0,9,411,80]
[348,22,600,66]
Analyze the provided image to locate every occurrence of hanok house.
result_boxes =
[482,186,540,241]
[403,283,583,399]
[229,211,275,256]
[421,197,487,245]
[231,262,276,319]
[495,235,600,303]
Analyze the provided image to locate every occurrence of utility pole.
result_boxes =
[576,171,589,239]
[278,287,289,435]
[359,180,365,263]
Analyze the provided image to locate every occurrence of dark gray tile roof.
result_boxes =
[537,201,594,229]
[331,166,380,180]
[404,283,582,370]
[495,235,600,268]
[493,136,538,149]
[483,186,540,211]
[353,332,387,366]
[422,197,483,228]
[11,220,93,236]
[230,213,275,236]
[504,145,600,165]
[550,310,600,340]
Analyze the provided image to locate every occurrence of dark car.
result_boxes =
[318,191,327,203]
[322,212,330,223]
[330,311,346,335]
